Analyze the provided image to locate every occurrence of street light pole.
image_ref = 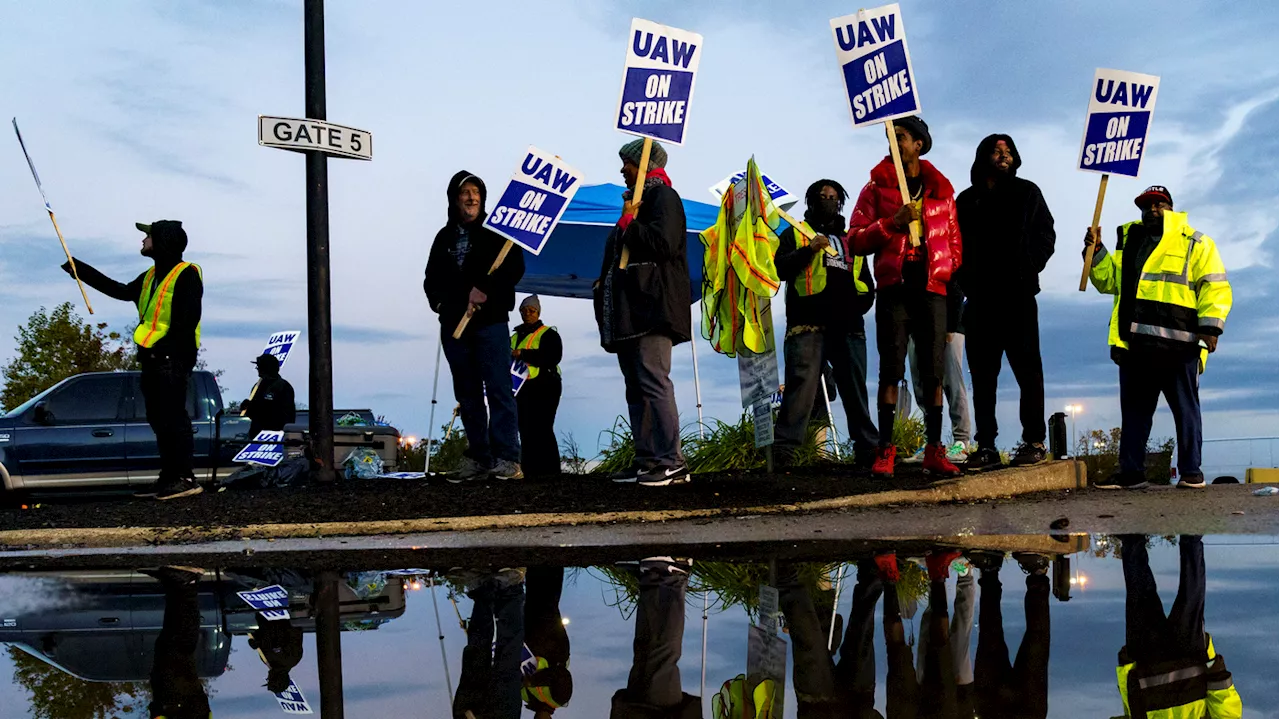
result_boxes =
[304,0,335,483]
[1064,404,1081,459]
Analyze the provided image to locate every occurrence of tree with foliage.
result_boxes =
[0,303,137,411]
[7,646,147,719]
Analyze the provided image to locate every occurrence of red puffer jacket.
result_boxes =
[845,157,962,296]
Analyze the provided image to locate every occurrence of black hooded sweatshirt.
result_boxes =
[66,223,203,367]
[774,208,875,333]
[955,134,1056,301]
[424,170,526,333]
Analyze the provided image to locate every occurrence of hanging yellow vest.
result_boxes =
[1088,212,1231,372]
[792,221,869,298]
[134,262,202,349]
[509,325,558,380]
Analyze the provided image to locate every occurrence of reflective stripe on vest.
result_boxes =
[794,222,868,298]
[134,262,202,349]
[509,325,557,380]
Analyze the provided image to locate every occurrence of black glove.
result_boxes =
[60,260,74,276]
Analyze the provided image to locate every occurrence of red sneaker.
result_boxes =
[926,549,963,581]
[871,446,896,478]
[874,551,900,583]
[923,443,962,477]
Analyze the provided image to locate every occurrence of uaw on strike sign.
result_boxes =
[615,18,703,145]
[1078,68,1160,177]
[483,147,583,255]
[830,4,920,127]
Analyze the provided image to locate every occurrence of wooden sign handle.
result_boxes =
[618,137,653,270]
[1079,173,1110,291]
[239,381,259,417]
[775,207,838,257]
[452,240,515,339]
[49,211,94,314]
[884,119,921,248]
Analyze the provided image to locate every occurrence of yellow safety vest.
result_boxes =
[792,221,869,298]
[134,262,202,349]
[1088,212,1231,372]
[520,655,568,708]
[1116,635,1242,719]
[509,325,558,380]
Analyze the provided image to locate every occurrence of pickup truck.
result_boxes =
[0,371,402,496]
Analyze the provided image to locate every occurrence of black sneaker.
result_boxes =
[1013,552,1050,576]
[638,464,691,487]
[965,447,1003,472]
[1176,473,1206,489]
[1095,472,1148,490]
[608,467,640,483]
[1010,442,1048,466]
[155,477,203,501]
[139,566,204,586]
[966,550,1004,574]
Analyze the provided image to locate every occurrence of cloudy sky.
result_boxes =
[1,1,1275,459]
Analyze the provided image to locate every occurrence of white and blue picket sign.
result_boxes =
[1078,68,1161,178]
[234,430,286,467]
[261,330,301,368]
[237,584,291,622]
[830,4,920,128]
[615,18,703,145]
[710,171,799,212]
[273,678,314,714]
[484,146,583,256]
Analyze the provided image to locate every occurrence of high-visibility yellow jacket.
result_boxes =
[1089,212,1231,372]
[510,324,559,380]
[791,221,870,298]
[134,262,202,349]
[1116,635,1242,718]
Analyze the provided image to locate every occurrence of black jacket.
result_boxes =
[775,213,875,333]
[594,178,692,352]
[245,374,296,437]
[955,134,1056,301]
[66,225,202,366]
[425,170,526,333]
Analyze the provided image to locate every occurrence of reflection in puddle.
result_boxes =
[0,536,1271,717]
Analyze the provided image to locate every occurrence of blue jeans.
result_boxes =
[777,329,878,454]
[1119,351,1201,476]
[442,321,520,465]
[454,580,525,719]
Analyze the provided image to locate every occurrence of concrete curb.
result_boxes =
[0,460,1084,551]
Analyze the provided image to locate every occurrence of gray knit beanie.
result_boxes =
[619,138,668,169]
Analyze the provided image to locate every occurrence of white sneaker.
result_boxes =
[902,446,926,464]
[946,441,969,463]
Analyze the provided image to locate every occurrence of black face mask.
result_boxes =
[814,198,840,217]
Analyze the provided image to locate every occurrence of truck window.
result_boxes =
[37,375,126,424]
[126,375,202,421]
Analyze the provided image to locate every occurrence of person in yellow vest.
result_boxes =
[522,566,573,716]
[774,180,878,469]
[511,295,564,478]
[1113,535,1242,718]
[63,220,204,500]
[1086,187,1232,490]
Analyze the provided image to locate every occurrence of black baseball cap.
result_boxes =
[1134,186,1173,208]
[252,353,281,370]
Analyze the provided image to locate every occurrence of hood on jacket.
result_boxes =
[869,157,955,201]
[969,133,1022,186]
[446,170,488,225]
[138,220,187,263]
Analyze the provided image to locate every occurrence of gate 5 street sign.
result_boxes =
[258,116,373,160]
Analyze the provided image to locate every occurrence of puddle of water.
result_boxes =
[0,535,1272,717]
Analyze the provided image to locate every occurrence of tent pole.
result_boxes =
[690,331,705,440]
[821,377,841,460]
[424,339,444,475]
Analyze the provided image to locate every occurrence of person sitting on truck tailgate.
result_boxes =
[425,171,526,482]
[63,220,204,501]
[511,295,564,479]
[244,353,296,438]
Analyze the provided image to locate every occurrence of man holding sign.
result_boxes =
[242,353,296,439]
[847,116,963,480]
[426,171,526,482]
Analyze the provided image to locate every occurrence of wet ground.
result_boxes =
[0,534,1273,717]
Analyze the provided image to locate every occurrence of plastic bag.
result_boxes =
[342,448,384,479]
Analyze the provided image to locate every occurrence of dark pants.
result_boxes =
[140,355,195,482]
[884,577,957,719]
[974,569,1051,719]
[966,297,1047,447]
[454,580,525,719]
[517,376,562,477]
[443,321,521,465]
[1119,352,1202,476]
[876,286,946,399]
[1121,535,1206,665]
[618,562,689,710]
[616,334,683,470]
[779,560,879,711]
[149,577,210,718]
[777,329,879,455]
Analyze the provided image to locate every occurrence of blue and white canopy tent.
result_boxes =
[424,184,721,472]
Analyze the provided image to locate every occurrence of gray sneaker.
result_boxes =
[492,459,524,480]
[446,456,489,484]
